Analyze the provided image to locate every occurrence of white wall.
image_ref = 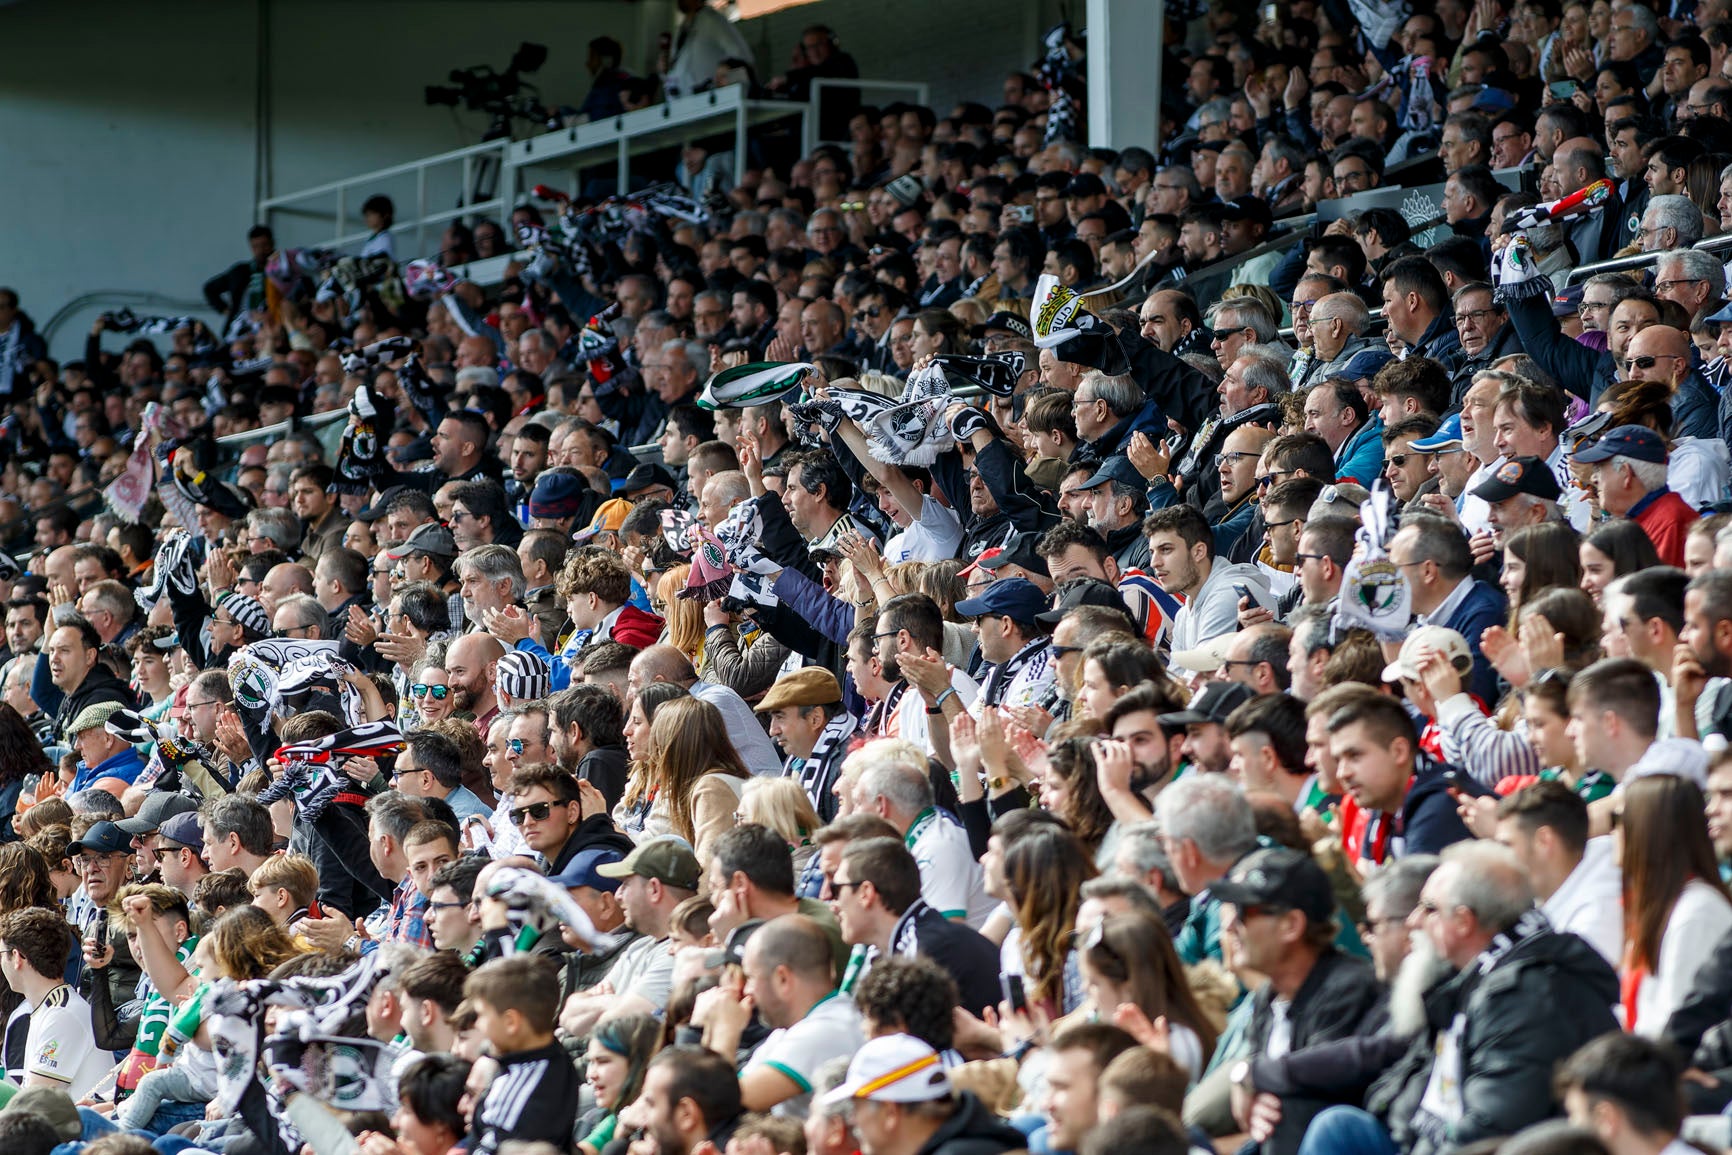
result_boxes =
[1,0,1060,360]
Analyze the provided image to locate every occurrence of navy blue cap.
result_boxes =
[551,847,626,892]
[529,472,588,519]
[1573,423,1668,465]
[357,485,409,523]
[1470,455,1562,502]
[955,577,1050,625]
[1077,455,1149,497]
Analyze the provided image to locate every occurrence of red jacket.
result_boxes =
[1632,488,1698,568]
[607,604,665,648]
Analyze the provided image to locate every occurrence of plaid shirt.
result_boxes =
[381,877,433,949]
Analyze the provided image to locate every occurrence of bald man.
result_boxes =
[626,644,783,774]
[261,563,315,618]
[1625,327,1719,440]
[446,632,506,738]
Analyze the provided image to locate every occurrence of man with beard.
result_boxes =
[635,1046,745,1155]
[548,684,629,812]
[443,629,503,728]
[1220,848,1383,1155]
[1356,856,1438,984]
[1235,842,1619,1155]
[1159,682,1255,777]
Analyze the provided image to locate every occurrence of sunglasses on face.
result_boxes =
[509,800,558,826]
[412,684,450,700]
[508,738,525,754]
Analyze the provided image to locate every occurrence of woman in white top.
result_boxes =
[1620,773,1732,1036]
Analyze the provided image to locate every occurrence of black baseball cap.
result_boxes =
[622,463,679,495]
[978,530,1049,578]
[1035,577,1130,626]
[1469,455,1561,503]
[1209,847,1336,924]
[1158,681,1256,726]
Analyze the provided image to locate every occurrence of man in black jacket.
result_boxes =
[1240,841,1619,1155]
[202,225,276,325]
[1219,848,1384,1155]
[831,837,1003,1018]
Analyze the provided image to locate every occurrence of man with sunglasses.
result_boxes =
[506,762,633,878]
[1622,325,1720,441]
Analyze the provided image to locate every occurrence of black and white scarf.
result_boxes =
[981,636,1053,708]
[786,362,956,466]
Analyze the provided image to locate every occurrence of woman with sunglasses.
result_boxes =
[1618,774,1732,1035]
[408,663,456,726]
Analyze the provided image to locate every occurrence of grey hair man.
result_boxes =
[1640,194,1705,252]
[454,544,526,630]
[1154,773,1257,964]
[853,741,990,927]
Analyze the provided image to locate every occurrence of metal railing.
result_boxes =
[1562,230,1732,285]
[805,79,929,152]
[504,84,805,201]
[257,138,512,259]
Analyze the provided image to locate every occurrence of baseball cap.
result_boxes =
[756,667,843,713]
[975,311,1033,341]
[957,547,1004,584]
[385,521,459,561]
[1707,300,1732,325]
[7,1086,80,1141]
[594,836,702,890]
[977,530,1049,578]
[1158,681,1256,726]
[528,472,589,520]
[1208,847,1336,924]
[1169,632,1237,674]
[1572,423,1669,465]
[158,812,206,851]
[621,463,678,496]
[1564,409,1613,453]
[822,1034,954,1106]
[116,792,201,837]
[1076,455,1148,495]
[1221,196,1273,229]
[1551,283,1585,318]
[357,485,410,523]
[1063,172,1107,199]
[551,847,627,892]
[704,919,764,970]
[954,577,1050,625]
[67,820,132,858]
[1470,455,1562,502]
[1381,624,1472,684]
[1409,414,1463,453]
[575,497,634,541]
[1035,577,1131,627]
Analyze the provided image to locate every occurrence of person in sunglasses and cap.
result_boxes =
[1576,424,1699,567]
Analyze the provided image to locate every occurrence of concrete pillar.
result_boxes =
[1086,0,1164,152]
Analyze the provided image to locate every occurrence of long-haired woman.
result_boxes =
[1035,736,1116,864]
[1081,912,1218,1080]
[1580,521,1661,606]
[1003,825,1098,1018]
[656,565,705,666]
[1619,774,1732,1035]
[649,696,752,862]
[0,703,51,842]
[1501,523,1583,622]
[615,682,687,841]
[578,1014,662,1155]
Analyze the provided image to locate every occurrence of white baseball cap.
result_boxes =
[819,1035,953,1106]
[1381,624,1471,685]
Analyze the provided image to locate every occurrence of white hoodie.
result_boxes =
[1169,560,1272,675]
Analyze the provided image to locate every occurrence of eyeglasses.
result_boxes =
[872,628,904,642]
[1386,454,1415,469]
[1655,279,1706,295]
[508,738,525,754]
[1217,451,1258,466]
[186,699,220,710]
[1220,658,1263,670]
[1263,516,1302,530]
[1049,643,1085,658]
[831,879,868,894]
[1294,552,1331,564]
[508,801,557,826]
[1257,471,1292,489]
[426,900,467,913]
[1629,354,1682,370]
[1453,308,1503,328]
[1291,299,1318,314]
[411,684,451,700]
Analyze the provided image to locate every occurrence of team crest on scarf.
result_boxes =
[699,361,814,410]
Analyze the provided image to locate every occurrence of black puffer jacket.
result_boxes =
[1252,925,1619,1155]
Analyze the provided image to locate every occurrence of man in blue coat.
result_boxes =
[1387,514,1508,704]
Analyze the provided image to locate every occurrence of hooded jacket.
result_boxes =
[1082,398,1168,463]
[548,813,638,877]
[915,1091,1027,1155]
[1169,559,1271,668]
[52,665,139,743]
[1250,920,1619,1155]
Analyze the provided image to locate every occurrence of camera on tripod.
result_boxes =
[425,42,552,139]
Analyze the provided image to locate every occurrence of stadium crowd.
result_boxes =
[14,1,1732,1154]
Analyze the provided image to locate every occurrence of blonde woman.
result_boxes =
[737,777,822,874]
[655,565,704,666]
